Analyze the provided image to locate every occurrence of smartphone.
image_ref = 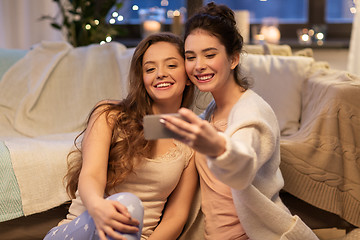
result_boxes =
[143,113,183,140]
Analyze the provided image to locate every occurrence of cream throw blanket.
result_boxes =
[280,69,360,227]
[0,41,133,216]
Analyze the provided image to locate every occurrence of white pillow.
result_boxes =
[241,53,314,136]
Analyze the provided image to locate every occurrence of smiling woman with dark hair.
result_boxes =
[162,3,319,240]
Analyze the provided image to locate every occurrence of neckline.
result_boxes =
[145,140,187,162]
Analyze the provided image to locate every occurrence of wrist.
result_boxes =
[209,133,227,158]
[217,136,227,156]
[83,194,104,210]
[208,132,229,159]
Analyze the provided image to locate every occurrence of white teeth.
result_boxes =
[198,75,212,81]
[156,82,172,88]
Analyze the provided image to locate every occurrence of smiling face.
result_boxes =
[184,29,239,95]
[142,41,188,112]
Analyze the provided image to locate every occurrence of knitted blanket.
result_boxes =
[280,69,360,227]
[0,41,133,219]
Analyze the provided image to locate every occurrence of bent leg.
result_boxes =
[107,192,144,240]
[44,210,97,239]
[44,192,144,240]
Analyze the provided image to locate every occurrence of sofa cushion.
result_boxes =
[241,53,314,136]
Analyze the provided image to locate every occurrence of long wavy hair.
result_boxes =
[184,2,250,90]
[65,32,194,198]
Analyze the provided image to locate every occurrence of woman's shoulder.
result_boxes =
[89,99,123,126]
[176,141,194,167]
[230,90,278,126]
[95,99,121,108]
[92,99,122,114]
[236,90,274,115]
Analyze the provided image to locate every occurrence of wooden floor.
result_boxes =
[313,228,360,240]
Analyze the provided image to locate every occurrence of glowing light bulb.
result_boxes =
[316,32,324,40]
[132,5,139,11]
[260,25,281,44]
[301,34,309,42]
[308,29,315,37]
[143,20,161,32]
[173,10,180,17]
[167,10,174,18]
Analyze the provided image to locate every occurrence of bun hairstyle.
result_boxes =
[184,2,250,90]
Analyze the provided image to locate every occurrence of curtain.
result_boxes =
[0,0,64,49]
[348,0,360,75]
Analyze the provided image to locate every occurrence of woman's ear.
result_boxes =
[230,53,240,70]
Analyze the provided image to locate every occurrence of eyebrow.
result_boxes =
[143,57,179,65]
[185,47,218,54]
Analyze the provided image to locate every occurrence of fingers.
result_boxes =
[110,217,139,233]
[161,108,200,133]
[161,108,227,157]
[161,110,203,145]
[178,108,201,123]
[112,201,140,226]
[109,201,140,234]
[97,216,139,240]
[112,201,131,219]
[98,229,108,240]
[98,227,128,240]
[93,200,140,240]
[161,115,193,143]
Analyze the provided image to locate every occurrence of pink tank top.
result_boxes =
[195,119,248,240]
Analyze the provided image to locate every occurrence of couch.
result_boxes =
[0,41,359,239]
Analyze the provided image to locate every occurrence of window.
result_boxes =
[204,0,356,24]
[326,0,356,23]
[203,0,355,43]
[204,0,308,24]
[113,0,355,46]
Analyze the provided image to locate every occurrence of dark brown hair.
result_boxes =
[184,2,250,89]
[65,32,194,198]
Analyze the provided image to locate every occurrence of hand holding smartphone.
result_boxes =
[143,113,183,140]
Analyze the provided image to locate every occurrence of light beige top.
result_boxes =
[59,140,193,239]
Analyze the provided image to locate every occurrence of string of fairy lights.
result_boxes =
[97,1,186,45]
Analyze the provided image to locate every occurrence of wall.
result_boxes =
[312,48,349,71]
[0,0,63,49]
